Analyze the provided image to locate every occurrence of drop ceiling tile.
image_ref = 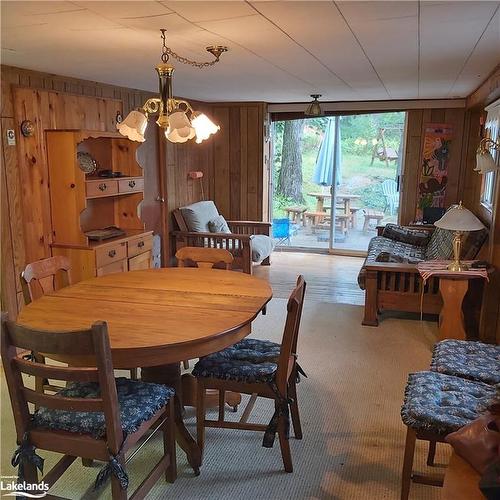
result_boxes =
[336,1,419,98]
[419,1,499,97]
[161,1,254,23]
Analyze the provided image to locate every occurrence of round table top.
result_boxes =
[17,268,273,368]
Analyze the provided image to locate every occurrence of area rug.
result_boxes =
[1,300,446,499]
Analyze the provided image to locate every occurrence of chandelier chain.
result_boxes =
[159,28,220,68]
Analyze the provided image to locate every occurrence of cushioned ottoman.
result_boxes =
[431,339,500,386]
[401,371,496,437]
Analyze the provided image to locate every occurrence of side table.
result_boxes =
[417,261,491,341]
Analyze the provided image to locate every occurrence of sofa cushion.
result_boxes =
[33,377,174,439]
[180,201,220,233]
[425,227,454,260]
[401,371,496,437]
[382,224,431,247]
[462,228,489,260]
[431,339,500,385]
[208,214,231,234]
[251,234,274,262]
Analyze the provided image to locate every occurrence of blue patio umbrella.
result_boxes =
[312,116,342,186]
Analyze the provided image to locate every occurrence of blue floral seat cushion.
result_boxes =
[401,371,496,436]
[192,339,282,383]
[33,377,174,439]
[431,339,500,386]
[209,338,281,363]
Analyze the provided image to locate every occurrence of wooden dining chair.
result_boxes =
[193,275,306,472]
[21,256,138,382]
[21,255,73,304]
[1,314,176,500]
[176,247,234,371]
[175,246,234,269]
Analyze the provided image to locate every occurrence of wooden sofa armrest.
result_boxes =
[376,225,435,236]
[363,262,420,273]
[172,230,252,242]
[227,221,271,236]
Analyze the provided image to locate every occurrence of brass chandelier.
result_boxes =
[118,29,228,144]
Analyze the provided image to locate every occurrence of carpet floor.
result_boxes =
[1,299,447,499]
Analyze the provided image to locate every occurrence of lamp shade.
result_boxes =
[475,150,498,174]
[191,112,220,143]
[165,110,195,143]
[117,110,147,142]
[304,94,324,117]
[434,204,485,232]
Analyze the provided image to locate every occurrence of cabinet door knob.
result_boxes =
[156,195,165,203]
[98,183,107,191]
[128,180,136,188]
[108,249,116,258]
[138,241,145,248]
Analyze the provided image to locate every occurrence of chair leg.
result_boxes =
[164,402,177,483]
[129,368,138,380]
[401,427,417,500]
[276,401,293,473]
[196,380,206,454]
[110,454,127,500]
[427,439,437,467]
[288,378,302,439]
[183,360,190,370]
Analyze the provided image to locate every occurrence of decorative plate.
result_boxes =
[77,152,97,175]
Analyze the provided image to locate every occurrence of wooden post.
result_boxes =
[363,269,379,326]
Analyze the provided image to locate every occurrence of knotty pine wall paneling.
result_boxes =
[400,107,466,225]
[0,65,158,316]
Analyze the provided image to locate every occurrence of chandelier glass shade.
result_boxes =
[117,30,226,144]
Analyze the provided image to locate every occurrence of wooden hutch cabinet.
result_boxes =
[46,130,153,283]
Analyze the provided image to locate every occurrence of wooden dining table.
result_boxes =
[16,267,273,475]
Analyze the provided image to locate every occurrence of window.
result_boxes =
[481,99,500,210]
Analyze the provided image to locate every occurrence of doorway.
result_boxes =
[271,111,406,254]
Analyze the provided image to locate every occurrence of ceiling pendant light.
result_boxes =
[304,94,324,117]
[118,29,228,144]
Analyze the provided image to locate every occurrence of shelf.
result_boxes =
[52,229,153,250]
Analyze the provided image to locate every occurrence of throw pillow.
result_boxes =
[208,215,231,234]
[382,224,431,247]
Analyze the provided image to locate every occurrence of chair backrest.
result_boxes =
[0,314,123,453]
[21,256,72,304]
[381,179,398,196]
[175,247,234,269]
[275,275,306,391]
[272,218,290,239]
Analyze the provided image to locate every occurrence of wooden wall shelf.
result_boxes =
[46,130,152,282]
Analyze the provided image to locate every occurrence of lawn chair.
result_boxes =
[273,218,295,246]
[381,179,400,215]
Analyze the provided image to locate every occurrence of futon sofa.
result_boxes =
[358,223,488,326]
[172,201,274,274]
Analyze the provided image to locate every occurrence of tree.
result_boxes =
[277,119,304,203]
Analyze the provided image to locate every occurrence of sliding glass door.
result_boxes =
[271,111,406,254]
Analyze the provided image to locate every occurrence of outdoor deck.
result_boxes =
[274,211,397,252]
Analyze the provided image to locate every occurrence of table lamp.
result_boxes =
[434,202,485,271]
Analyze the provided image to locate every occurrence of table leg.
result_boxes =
[438,279,468,341]
[141,363,202,475]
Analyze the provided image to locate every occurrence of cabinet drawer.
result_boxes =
[128,251,152,271]
[95,241,127,268]
[97,259,128,276]
[118,177,144,194]
[86,179,118,198]
[127,234,153,258]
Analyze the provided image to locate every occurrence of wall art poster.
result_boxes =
[417,123,453,219]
